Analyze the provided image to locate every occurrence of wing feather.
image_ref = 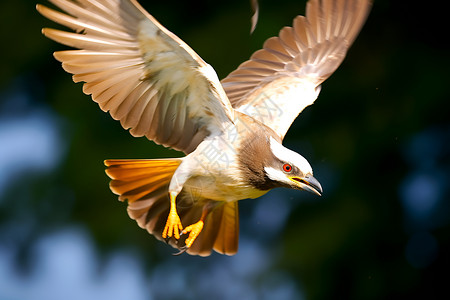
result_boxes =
[38,0,234,154]
[222,0,371,139]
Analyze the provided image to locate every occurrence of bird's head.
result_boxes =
[264,137,322,196]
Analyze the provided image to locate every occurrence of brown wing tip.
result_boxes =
[214,248,238,256]
[250,0,259,34]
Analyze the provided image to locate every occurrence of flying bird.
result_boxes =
[37,0,371,256]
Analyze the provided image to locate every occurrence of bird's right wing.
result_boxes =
[222,0,371,139]
[37,0,234,154]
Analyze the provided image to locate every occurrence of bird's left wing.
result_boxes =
[37,0,234,154]
[222,0,371,139]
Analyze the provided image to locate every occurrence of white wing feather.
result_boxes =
[38,0,234,153]
[222,0,371,139]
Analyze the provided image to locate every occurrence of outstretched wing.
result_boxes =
[37,0,234,154]
[222,0,371,139]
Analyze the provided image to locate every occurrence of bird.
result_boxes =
[37,0,371,256]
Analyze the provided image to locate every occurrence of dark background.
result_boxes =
[1,0,449,299]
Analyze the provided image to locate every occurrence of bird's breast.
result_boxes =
[180,115,273,202]
[183,174,269,202]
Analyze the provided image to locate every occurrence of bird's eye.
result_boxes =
[283,163,292,172]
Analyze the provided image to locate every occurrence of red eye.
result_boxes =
[283,164,292,172]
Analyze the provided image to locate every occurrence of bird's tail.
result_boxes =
[104,158,239,256]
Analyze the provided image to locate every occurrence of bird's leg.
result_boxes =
[162,192,183,240]
[181,202,215,248]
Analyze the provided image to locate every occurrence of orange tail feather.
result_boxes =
[105,159,181,203]
[104,158,239,256]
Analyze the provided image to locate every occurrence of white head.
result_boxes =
[264,137,322,195]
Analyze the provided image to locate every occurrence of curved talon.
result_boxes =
[182,220,204,248]
[172,246,188,256]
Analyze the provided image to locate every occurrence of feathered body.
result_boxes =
[38,0,371,256]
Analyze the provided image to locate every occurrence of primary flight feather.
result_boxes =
[38,0,371,256]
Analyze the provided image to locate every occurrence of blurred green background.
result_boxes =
[1,0,449,299]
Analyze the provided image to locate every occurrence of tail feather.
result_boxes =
[105,159,180,202]
[213,201,239,255]
[188,201,239,256]
[104,158,240,256]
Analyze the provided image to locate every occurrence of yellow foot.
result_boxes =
[162,211,183,239]
[182,220,204,248]
[162,193,183,239]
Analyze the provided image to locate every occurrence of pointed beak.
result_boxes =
[289,174,323,196]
